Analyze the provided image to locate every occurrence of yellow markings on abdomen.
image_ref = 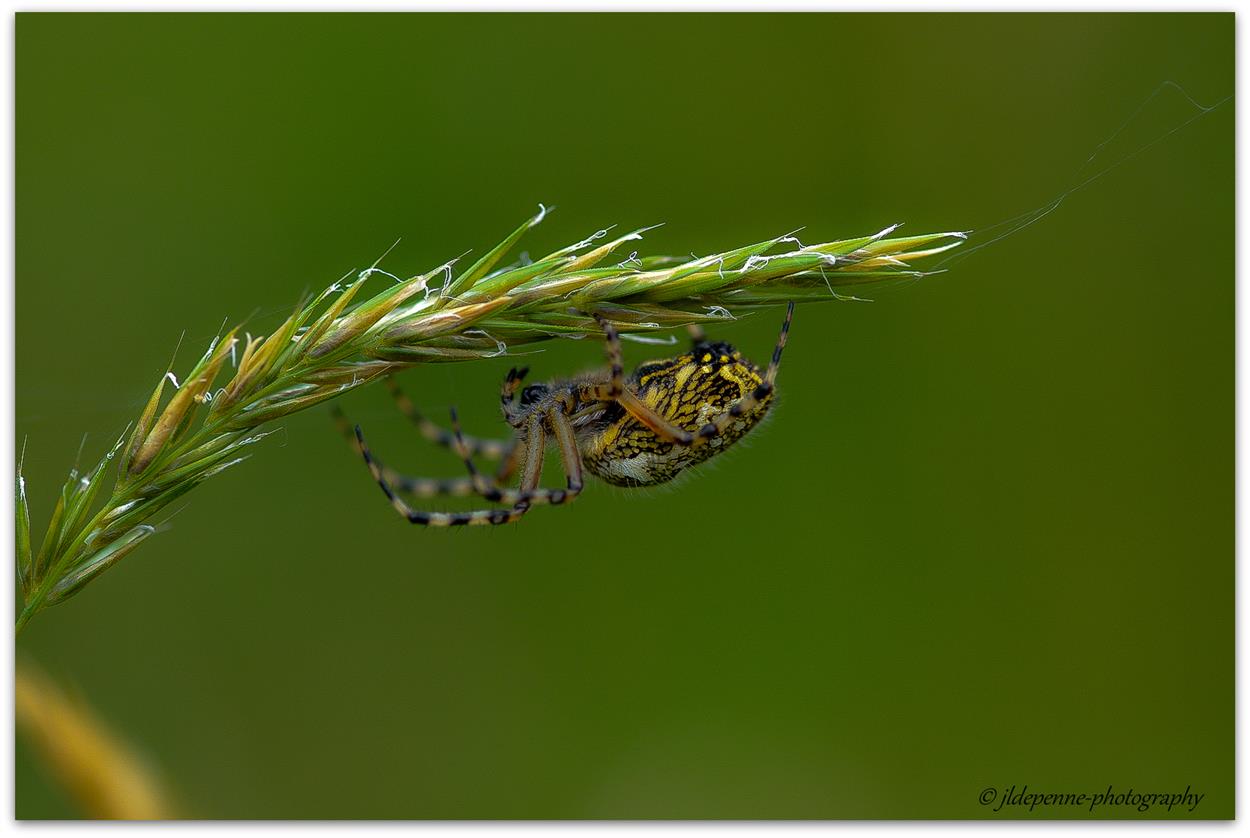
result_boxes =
[582,354,773,487]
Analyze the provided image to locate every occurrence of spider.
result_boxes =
[340,302,794,526]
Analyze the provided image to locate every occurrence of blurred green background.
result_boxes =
[16,13,1231,819]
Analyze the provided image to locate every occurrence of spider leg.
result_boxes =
[613,389,696,445]
[500,366,530,426]
[448,407,583,508]
[574,313,625,400]
[546,407,585,507]
[579,314,696,445]
[356,420,543,526]
[689,301,794,446]
[592,313,625,397]
[686,322,707,346]
[385,376,511,461]
[333,406,520,498]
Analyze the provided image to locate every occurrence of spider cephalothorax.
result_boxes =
[342,302,793,526]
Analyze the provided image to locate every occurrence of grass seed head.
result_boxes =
[16,210,963,631]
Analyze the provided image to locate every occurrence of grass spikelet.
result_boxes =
[15,210,963,632]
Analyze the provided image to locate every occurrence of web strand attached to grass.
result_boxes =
[935,80,1230,273]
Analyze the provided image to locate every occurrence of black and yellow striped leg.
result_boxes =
[385,376,511,460]
[613,389,696,445]
[333,406,520,498]
[578,314,625,400]
[355,420,543,527]
[691,301,794,446]
[448,408,583,509]
[546,408,584,508]
[579,313,696,445]
[500,366,530,426]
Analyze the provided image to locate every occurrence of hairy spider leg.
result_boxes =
[689,301,794,446]
[356,422,532,526]
[355,396,584,527]
[500,366,530,426]
[385,376,511,460]
[448,406,585,510]
[578,315,697,446]
[333,406,521,499]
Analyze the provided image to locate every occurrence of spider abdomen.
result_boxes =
[581,344,773,487]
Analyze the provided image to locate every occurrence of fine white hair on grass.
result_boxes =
[465,329,508,357]
[630,223,665,240]
[569,225,614,252]
[442,251,471,275]
[799,251,839,270]
[617,250,642,270]
[620,333,678,346]
[164,372,182,388]
[680,249,727,278]
[739,253,773,274]
[106,427,130,459]
[817,265,836,297]
[331,267,354,290]
[433,250,472,299]
[364,237,403,280]
[358,266,405,285]
[874,223,902,240]
[777,227,807,249]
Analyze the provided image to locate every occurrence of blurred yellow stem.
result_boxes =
[15,659,178,819]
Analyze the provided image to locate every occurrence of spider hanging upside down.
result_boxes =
[338,302,794,526]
